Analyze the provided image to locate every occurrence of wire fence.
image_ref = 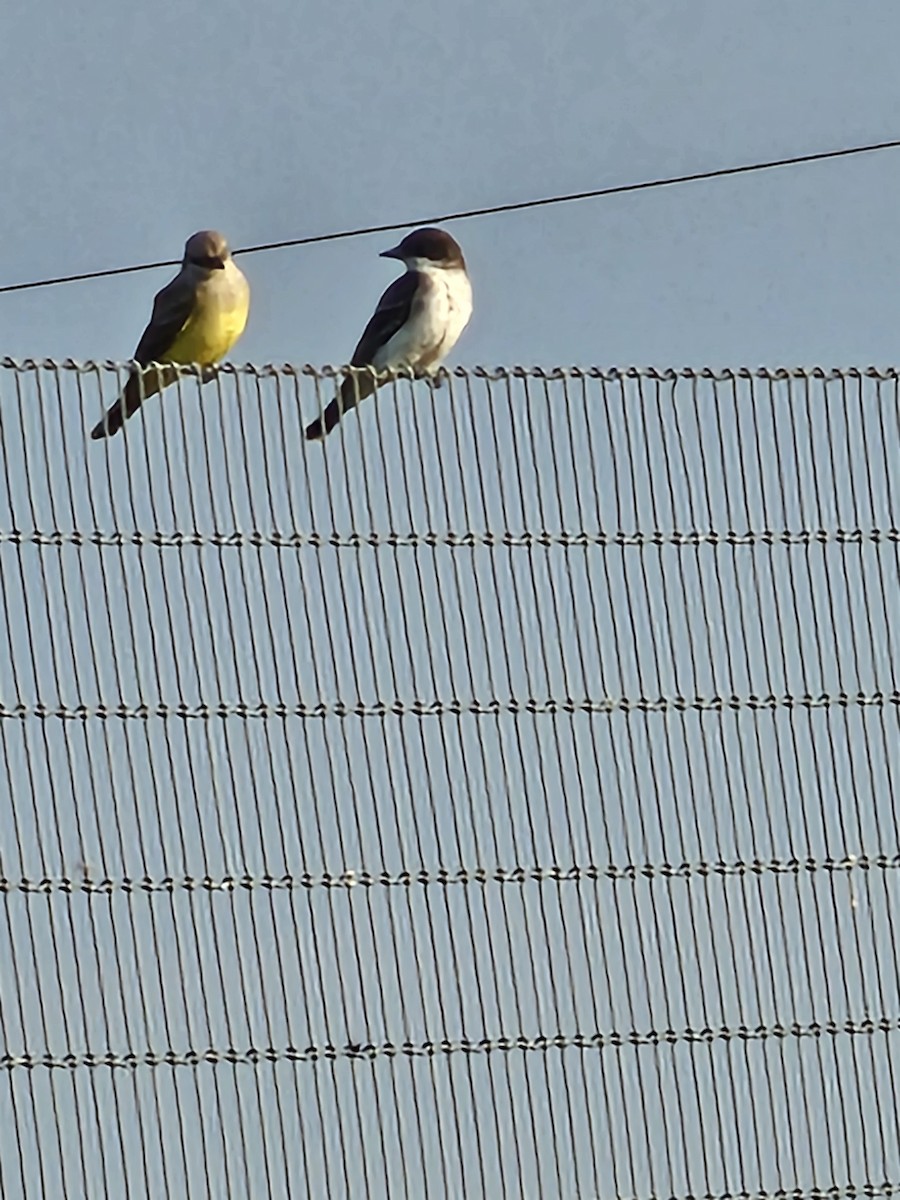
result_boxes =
[0,360,899,1199]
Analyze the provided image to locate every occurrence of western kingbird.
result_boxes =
[304,227,472,440]
[90,229,250,440]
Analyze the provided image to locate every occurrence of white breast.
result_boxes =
[375,266,472,371]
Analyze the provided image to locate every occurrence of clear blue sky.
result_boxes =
[1,3,900,1198]
[2,0,900,369]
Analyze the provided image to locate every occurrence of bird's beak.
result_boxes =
[379,244,403,260]
[212,256,227,270]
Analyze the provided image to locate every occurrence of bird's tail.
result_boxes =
[90,402,126,440]
[90,366,174,440]
[304,373,377,441]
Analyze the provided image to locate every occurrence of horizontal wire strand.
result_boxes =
[1,690,898,720]
[0,852,894,894]
[4,1015,900,1071]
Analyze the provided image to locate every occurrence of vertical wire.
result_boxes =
[338,376,422,1200]
[518,371,604,1199]
[490,371,581,1198]
[80,365,210,1200]
[401,373,493,1196]
[0,752,35,1200]
[294,372,368,1200]
[749,372,840,1185]
[633,371,726,1195]
[191,368,286,1200]
[727,372,817,1191]
[144,370,241,1198]
[863,375,900,1169]
[353,374,454,1197]
[234,367,314,1190]
[788,372,870,1184]
[449,371,531,1198]
[711,371,796,1194]
[224,366,303,1197]
[348,373,450,1200]
[666,371,778,1193]
[764,371,856,1182]
[466,371,564,1198]
[322,375,419,1200]
[284,371,369,1199]
[297,372,385,1200]
[73,363,195,1198]
[542,372,613,1194]
[73,368,189,1190]
[800,372,885,1179]
[849,374,900,1171]
[168,371,266,1200]
[569,369,640,1200]
[682,371,760,1193]
[614,371,704,1197]
[589,371,651,1200]
[41,363,164,1200]
[393,371,502,1195]
[455,369,541,1198]
[9,367,107,1200]
[830,370,894,1177]
[0,366,57,1199]
[422,370,511,1199]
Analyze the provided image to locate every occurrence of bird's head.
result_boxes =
[379,227,466,272]
[183,229,231,270]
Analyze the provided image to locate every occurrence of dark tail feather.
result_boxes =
[90,366,171,440]
[90,400,126,440]
[304,373,376,441]
[304,398,343,441]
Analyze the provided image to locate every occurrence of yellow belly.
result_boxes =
[166,304,248,365]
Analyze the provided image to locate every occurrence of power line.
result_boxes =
[2,136,899,296]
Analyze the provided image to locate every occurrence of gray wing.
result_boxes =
[350,272,418,366]
[89,268,197,440]
[132,268,198,365]
[303,272,419,440]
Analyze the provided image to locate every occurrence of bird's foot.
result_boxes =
[412,369,445,389]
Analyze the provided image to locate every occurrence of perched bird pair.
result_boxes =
[90,226,473,442]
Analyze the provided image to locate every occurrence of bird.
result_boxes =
[304,226,472,440]
[90,229,250,440]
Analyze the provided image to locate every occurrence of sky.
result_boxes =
[2,2,900,1198]
[3,0,900,370]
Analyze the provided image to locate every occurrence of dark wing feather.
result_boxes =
[304,272,418,440]
[132,272,197,365]
[90,272,195,439]
[350,272,417,366]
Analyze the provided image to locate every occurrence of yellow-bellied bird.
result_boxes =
[90,230,250,440]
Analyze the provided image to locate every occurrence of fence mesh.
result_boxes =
[0,359,899,1199]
